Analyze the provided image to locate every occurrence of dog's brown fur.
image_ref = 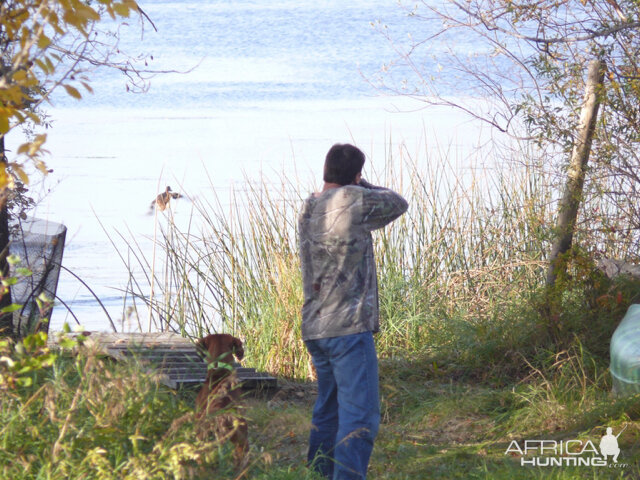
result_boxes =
[195,333,248,466]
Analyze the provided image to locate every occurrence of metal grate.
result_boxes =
[108,344,208,387]
[49,332,278,390]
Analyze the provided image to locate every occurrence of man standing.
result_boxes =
[298,144,408,479]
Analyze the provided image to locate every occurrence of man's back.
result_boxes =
[298,184,408,340]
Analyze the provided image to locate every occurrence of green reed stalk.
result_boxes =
[112,140,635,380]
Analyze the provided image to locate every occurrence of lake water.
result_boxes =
[7,0,484,332]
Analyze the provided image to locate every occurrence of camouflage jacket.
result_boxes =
[298,183,408,340]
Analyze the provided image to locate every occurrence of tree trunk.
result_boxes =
[0,136,13,338]
[546,59,605,287]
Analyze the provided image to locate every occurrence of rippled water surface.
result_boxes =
[8,1,480,331]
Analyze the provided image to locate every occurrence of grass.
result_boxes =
[0,345,238,479]
[3,341,639,479]
[3,141,640,478]
[117,144,559,380]
[367,353,640,479]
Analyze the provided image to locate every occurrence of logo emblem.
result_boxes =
[505,425,628,468]
[599,426,626,463]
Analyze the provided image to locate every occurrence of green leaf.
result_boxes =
[16,268,32,277]
[23,332,47,350]
[16,365,33,375]
[38,292,52,303]
[207,361,234,372]
[17,377,33,387]
[0,304,22,314]
[58,337,77,349]
[6,255,21,265]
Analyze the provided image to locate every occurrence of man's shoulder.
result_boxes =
[327,185,364,198]
[299,187,367,226]
[309,186,364,206]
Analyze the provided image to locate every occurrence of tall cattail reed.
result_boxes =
[117,144,567,379]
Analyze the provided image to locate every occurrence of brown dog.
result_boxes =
[195,333,248,466]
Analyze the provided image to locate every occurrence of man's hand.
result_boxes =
[359,178,381,190]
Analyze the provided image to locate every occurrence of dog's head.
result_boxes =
[197,333,244,368]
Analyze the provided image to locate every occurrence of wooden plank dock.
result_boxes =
[48,331,278,390]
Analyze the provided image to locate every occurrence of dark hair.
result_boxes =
[323,143,366,186]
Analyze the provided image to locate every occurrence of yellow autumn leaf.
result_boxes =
[81,81,94,93]
[51,15,65,35]
[5,85,25,103]
[0,165,9,191]
[48,11,60,29]
[34,59,51,75]
[11,164,30,185]
[62,11,85,30]
[104,5,116,20]
[12,70,37,88]
[45,56,55,73]
[12,70,27,82]
[37,33,51,49]
[59,5,88,24]
[26,111,41,124]
[25,134,47,157]
[36,161,50,175]
[63,84,82,100]
[33,134,47,147]
[0,116,9,134]
[19,26,29,49]
[113,3,131,17]
[75,4,100,22]
[27,142,40,157]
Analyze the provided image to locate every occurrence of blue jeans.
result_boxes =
[305,331,380,480]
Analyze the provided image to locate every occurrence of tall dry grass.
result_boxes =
[114,142,565,380]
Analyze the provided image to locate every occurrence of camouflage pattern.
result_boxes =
[298,184,408,340]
